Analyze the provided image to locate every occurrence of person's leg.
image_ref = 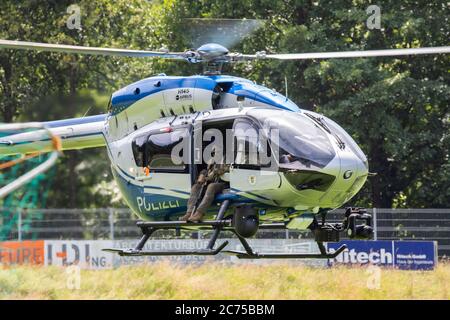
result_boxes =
[179,183,202,221]
[189,182,225,222]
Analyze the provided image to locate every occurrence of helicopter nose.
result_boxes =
[318,149,367,207]
[340,149,368,180]
[338,150,368,201]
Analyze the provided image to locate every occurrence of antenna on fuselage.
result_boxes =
[284,75,288,99]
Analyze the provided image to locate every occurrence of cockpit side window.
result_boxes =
[234,119,258,166]
[232,118,272,168]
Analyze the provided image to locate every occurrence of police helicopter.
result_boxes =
[0,38,448,259]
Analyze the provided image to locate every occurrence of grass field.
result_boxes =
[1,262,449,299]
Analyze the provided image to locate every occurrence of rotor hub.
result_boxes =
[196,43,229,61]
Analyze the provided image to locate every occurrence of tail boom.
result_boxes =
[0,114,107,156]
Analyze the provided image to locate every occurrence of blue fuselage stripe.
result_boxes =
[230,187,271,201]
[110,75,301,115]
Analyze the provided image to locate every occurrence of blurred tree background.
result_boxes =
[0,0,448,209]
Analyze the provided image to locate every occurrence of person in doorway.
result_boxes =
[178,168,208,221]
[179,158,229,222]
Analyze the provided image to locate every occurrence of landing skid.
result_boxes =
[223,232,347,259]
[223,248,346,259]
[103,241,229,257]
[103,199,352,260]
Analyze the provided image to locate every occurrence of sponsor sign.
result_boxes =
[2,239,436,270]
[0,240,44,265]
[44,240,113,269]
[327,240,437,270]
[112,239,325,267]
[393,241,437,270]
[328,240,394,265]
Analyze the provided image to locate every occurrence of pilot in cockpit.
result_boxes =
[280,153,295,164]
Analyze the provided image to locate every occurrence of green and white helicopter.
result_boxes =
[0,38,448,259]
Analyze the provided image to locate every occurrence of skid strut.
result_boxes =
[103,200,231,257]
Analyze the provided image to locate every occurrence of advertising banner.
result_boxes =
[112,238,325,267]
[326,240,437,270]
[393,241,438,270]
[1,239,321,268]
[0,240,44,265]
[0,239,437,270]
[44,240,114,269]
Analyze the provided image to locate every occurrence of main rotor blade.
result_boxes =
[0,39,186,59]
[243,46,450,60]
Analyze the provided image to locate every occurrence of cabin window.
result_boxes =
[132,129,189,172]
[131,134,147,167]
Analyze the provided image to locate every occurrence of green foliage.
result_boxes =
[0,0,448,208]
[1,263,450,299]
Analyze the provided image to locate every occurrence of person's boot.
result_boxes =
[188,211,205,222]
[179,211,192,221]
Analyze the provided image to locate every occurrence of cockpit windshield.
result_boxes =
[322,116,368,167]
[248,109,335,168]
